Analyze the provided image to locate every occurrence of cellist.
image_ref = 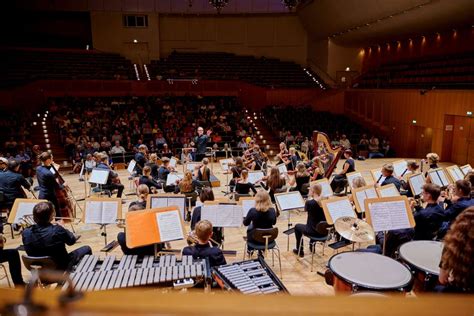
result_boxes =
[36,152,64,217]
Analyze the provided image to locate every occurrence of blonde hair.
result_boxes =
[352,176,367,189]
[310,183,322,196]
[179,171,194,192]
[241,169,249,180]
[143,165,151,175]
[255,191,273,212]
[195,220,213,242]
[296,162,309,178]
[426,152,439,164]
[382,163,394,175]
[149,153,157,163]
[202,158,209,165]
[136,184,149,201]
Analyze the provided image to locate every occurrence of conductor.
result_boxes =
[193,127,211,162]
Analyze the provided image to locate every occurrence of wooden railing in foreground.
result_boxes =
[0,288,472,316]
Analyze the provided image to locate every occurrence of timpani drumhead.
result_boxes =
[328,252,412,290]
[398,240,443,276]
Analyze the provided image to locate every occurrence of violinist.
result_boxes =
[36,152,63,217]
[139,166,162,193]
[157,157,174,182]
[96,154,124,198]
[197,158,211,182]
[277,142,290,166]
[229,157,246,192]
[146,153,160,180]
[330,149,355,194]
[288,162,310,195]
[308,154,326,181]
[260,167,286,203]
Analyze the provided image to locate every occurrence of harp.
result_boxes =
[312,131,344,179]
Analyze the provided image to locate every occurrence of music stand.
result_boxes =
[83,197,122,246]
[274,191,305,251]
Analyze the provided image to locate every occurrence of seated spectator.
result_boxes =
[110,141,126,155]
[368,135,384,159]
[22,202,92,271]
[339,134,351,149]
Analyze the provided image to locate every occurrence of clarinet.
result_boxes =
[400,168,408,177]
[377,174,383,184]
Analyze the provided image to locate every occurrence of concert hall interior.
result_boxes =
[0,0,473,314]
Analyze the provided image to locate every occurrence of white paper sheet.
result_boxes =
[277,163,288,174]
[325,198,356,222]
[429,170,443,187]
[84,201,104,224]
[101,201,119,224]
[461,165,472,175]
[355,188,377,213]
[409,173,425,196]
[219,159,234,172]
[241,199,256,217]
[201,204,242,227]
[150,197,168,209]
[127,160,136,175]
[186,162,200,172]
[347,172,363,189]
[393,160,407,177]
[247,171,264,184]
[156,210,184,242]
[368,200,411,232]
[372,170,386,184]
[166,173,183,186]
[437,170,450,186]
[167,197,186,220]
[379,185,400,197]
[14,202,38,223]
[275,192,305,211]
[89,169,110,185]
[169,157,177,168]
[319,181,334,198]
[451,167,464,181]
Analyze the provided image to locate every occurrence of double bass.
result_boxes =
[50,164,75,220]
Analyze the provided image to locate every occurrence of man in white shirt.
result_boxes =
[339,134,351,149]
[110,141,126,155]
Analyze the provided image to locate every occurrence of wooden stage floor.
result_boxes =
[0,158,453,295]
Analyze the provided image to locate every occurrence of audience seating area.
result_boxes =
[148,51,324,88]
[356,53,474,89]
[0,48,134,88]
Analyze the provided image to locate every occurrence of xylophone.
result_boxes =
[66,254,210,292]
[212,257,288,295]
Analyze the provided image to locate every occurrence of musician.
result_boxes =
[36,152,62,216]
[117,187,164,256]
[178,171,201,195]
[289,162,310,195]
[400,161,420,196]
[260,167,286,203]
[182,220,226,267]
[411,183,445,240]
[287,147,300,171]
[437,206,474,293]
[423,152,439,177]
[464,171,474,198]
[243,191,277,251]
[0,234,25,286]
[197,158,211,182]
[139,166,162,192]
[330,149,355,194]
[229,157,246,192]
[96,154,124,198]
[22,202,92,271]
[134,144,148,175]
[194,127,212,162]
[277,142,290,166]
[180,148,193,164]
[438,180,474,238]
[351,176,367,189]
[379,163,401,191]
[84,153,96,174]
[235,170,257,196]
[0,160,31,210]
[190,188,222,246]
[293,184,327,257]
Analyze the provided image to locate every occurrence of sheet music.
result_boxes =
[14,202,38,223]
[437,170,449,186]
[247,171,264,184]
[393,161,407,177]
[150,197,168,209]
[89,169,110,185]
[347,172,362,189]
[127,160,136,175]
[326,199,356,222]
[186,163,200,172]
[368,200,411,232]
[202,204,242,227]
[379,185,400,197]
[409,173,425,196]
[461,165,472,175]
[166,173,183,186]
[85,201,104,224]
[319,181,333,198]
[169,157,177,168]
[156,210,184,242]
[275,192,305,211]
[101,201,119,224]
[167,197,186,220]
[241,199,256,217]
[429,170,443,187]
[355,188,378,213]
[219,159,234,172]
[277,163,288,174]
[452,167,464,181]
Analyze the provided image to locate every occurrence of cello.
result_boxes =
[50,163,75,221]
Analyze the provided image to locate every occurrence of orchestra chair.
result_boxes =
[21,255,58,288]
[243,227,282,279]
[234,193,251,201]
[297,221,331,272]
[0,263,12,288]
[184,191,199,221]
[0,192,15,239]
[196,181,212,191]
